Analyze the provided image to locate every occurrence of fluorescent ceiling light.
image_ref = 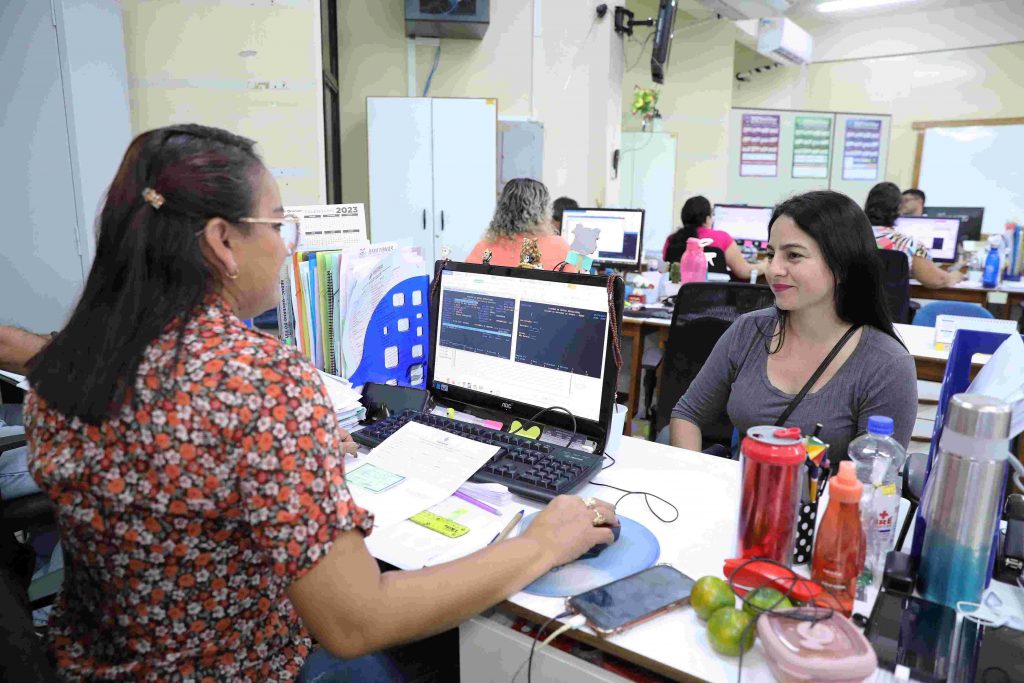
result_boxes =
[817,0,918,12]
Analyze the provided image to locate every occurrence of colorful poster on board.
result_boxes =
[792,116,832,179]
[842,118,882,181]
[740,114,780,177]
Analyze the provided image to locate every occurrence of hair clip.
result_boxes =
[142,187,165,210]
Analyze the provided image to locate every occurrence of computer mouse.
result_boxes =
[579,524,621,560]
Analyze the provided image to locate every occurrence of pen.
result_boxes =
[453,489,501,516]
[489,509,524,545]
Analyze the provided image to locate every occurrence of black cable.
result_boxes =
[511,610,572,683]
[724,557,836,683]
[587,480,679,523]
[528,405,577,444]
[601,452,616,470]
[626,30,656,71]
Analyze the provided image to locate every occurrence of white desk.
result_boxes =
[499,436,763,683]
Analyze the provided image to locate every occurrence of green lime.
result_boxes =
[706,607,756,656]
[742,587,793,617]
[690,576,735,621]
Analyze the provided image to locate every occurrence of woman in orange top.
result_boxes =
[467,178,572,270]
[24,125,616,681]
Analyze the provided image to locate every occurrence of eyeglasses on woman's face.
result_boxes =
[237,215,302,254]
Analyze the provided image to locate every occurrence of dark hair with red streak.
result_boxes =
[28,124,264,424]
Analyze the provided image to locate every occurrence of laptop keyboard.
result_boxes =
[351,410,603,502]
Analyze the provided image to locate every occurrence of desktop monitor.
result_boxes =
[428,262,623,446]
[713,204,773,245]
[894,216,961,263]
[650,0,678,85]
[560,208,645,267]
[924,207,984,242]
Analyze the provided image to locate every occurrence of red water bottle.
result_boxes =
[737,426,806,565]
[811,462,865,617]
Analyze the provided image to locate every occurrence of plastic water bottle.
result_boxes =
[982,235,1002,288]
[679,237,708,285]
[847,416,907,584]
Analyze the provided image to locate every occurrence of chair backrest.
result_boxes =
[912,300,994,327]
[705,247,728,274]
[0,565,60,682]
[653,282,774,437]
[876,249,912,324]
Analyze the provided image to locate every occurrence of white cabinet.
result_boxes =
[367,97,497,263]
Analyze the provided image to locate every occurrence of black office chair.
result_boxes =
[876,249,913,324]
[651,282,775,447]
[0,564,60,682]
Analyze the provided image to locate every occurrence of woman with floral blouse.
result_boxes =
[25,124,616,681]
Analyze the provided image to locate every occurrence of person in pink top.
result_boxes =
[467,178,572,271]
[663,195,766,280]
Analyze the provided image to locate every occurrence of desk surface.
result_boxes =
[503,437,852,683]
[910,279,1024,293]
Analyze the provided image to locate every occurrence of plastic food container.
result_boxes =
[757,608,877,683]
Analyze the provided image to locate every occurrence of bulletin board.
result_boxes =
[727,108,891,209]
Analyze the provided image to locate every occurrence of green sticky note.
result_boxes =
[346,463,405,493]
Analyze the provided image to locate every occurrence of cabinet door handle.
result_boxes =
[422,209,426,230]
[441,210,445,231]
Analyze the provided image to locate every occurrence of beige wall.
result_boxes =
[339,0,624,225]
[733,41,1024,189]
[121,0,324,204]
[622,7,737,219]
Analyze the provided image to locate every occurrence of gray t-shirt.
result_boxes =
[672,308,917,461]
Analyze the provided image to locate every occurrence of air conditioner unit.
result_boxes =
[756,17,812,65]
[698,0,792,20]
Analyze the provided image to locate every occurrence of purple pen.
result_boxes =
[453,489,501,515]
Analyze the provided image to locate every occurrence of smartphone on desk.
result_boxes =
[566,564,695,636]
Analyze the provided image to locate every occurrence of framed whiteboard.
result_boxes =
[913,118,1024,235]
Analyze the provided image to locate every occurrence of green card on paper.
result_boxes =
[346,463,405,493]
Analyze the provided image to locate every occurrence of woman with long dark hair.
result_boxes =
[24,125,616,681]
[865,181,963,288]
[663,195,766,279]
[670,190,917,460]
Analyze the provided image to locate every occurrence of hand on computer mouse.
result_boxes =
[522,495,618,568]
[579,523,622,560]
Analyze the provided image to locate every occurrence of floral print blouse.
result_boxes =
[25,296,373,681]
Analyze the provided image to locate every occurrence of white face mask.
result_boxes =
[957,580,1024,631]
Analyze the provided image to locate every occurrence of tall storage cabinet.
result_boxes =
[367,97,498,263]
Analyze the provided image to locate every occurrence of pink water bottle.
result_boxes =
[679,237,708,285]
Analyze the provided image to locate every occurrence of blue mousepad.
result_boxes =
[517,513,660,597]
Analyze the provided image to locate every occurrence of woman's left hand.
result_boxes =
[338,428,359,457]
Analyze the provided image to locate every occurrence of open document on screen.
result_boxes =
[432,269,610,422]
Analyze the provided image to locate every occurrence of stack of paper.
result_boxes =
[317,370,365,431]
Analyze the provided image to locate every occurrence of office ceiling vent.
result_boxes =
[406,0,489,40]
[698,0,793,20]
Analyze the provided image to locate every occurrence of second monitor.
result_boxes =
[713,204,773,247]
[893,216,961,263]
[561,208,645,267]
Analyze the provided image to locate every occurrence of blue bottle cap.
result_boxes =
[867,415,894,436]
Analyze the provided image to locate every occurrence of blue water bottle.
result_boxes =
[982,236,1001,288]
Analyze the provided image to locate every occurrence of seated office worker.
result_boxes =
[900,188,926,217]
[467,178,572,270]
[663,196,767,280]
[671,191,916,461]
[866,182,964,288]
[550,195,579,236]
[24,125,617,681]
